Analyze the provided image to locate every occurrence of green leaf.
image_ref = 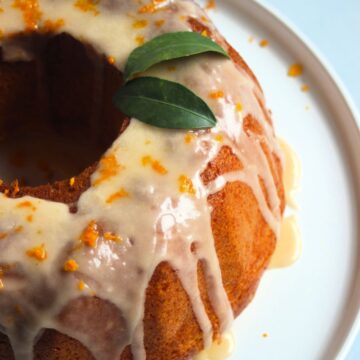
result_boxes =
[113,77,217,129]
[124,31,230,81]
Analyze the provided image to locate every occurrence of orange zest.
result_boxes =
[288,63,303,77]
[80,221,99,248]
[106,188,129,204]
[63,259,79,272]
[26,244,47,261]
[104,232,122,243]
[209,90,224,99]
[42,18,65,32]
[178,175,196,195]
[141,155,168,175]
[12,0,42,31]
[94,154,122,186]
[74,0,100,16]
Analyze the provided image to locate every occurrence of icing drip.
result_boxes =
[194,331,235,360]
[0,0,283,359]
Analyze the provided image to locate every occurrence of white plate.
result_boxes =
[196,0,360,359]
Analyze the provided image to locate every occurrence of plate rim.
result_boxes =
[217,0,360,358]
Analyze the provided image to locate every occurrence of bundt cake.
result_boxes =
[0,0,285,359]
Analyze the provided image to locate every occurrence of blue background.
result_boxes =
[264,0,360,359]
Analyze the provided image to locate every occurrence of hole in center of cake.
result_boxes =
[0,33,126,187]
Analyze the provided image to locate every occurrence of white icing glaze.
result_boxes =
[0,0,283,359]
[193,331,235,360]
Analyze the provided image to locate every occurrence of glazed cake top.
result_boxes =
[0,1,282,359]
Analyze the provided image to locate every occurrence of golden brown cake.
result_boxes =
[0,0,285,359]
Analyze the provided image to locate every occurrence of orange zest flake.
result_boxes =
[259,39,269,48]
[206,0,216,10]
[80,220,99,248]
[69,177,75,187]
[63,259,79,272]
[214,134,224,143]
[141,155,168,175]
[209,90,225,99]
[42,18,65,32]
[0,279,4,290]
[104,232,122,243]
[135,34,145,45]
[235,102,243,112]
[17,200,32,208]
[154,19,165,27]
[74,0,100,16]
[201,30,209,37]
[138,3,156,14]
[94,154,122,186]
[184,133,195,144]
[106,188,129,204]
[15,225,23,233]
[301,84,310,92]
[179,15,187,21]
[178,175,196,195]
[77,279,86,291]
[201,15,209,23]
[12,0,42,31]
[107,56,116,65]
[138,0,165,14]
[0,233,7,240]
[288,63,303,77]
[12,179,20,196]
[26,214,33,223]
[133,19,148,29]
[26,244,47,262]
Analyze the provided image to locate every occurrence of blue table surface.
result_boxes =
[264,0,360,359]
